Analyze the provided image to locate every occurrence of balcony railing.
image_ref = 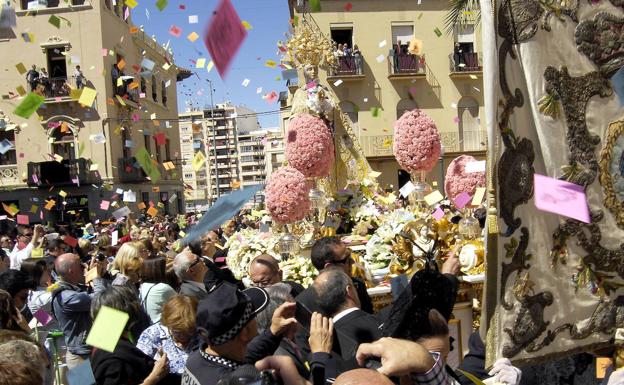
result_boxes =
[328,56,363,77]
[449,52,482,73]
[391,54,426,75]
[0,165,20,186]
[31,76,78,100]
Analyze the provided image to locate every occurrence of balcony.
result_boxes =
[118,157,147,183]
[328,56,365,82]
[388,54,426,80]
[449,52,483,79]
[0,165,21,186]
[32,76,78,101]
[28,158,99,187]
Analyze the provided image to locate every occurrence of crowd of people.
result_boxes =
[0,210,617,385]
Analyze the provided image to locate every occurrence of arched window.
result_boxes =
[49,123,77,160]
[339,101,358,125]
[161,80,167,105]
[396,98,417,119]
[457,96,483,151]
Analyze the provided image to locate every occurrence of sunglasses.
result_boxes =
[188,257,202,270]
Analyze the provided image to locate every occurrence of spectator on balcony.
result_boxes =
[353,45,363,75]
[336,43,345,57]
[25,65,39,92]
[74,65,85,89]
[453,42,464,71]
[343,43,352,57]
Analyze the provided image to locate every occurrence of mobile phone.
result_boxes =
[294,301,312,331]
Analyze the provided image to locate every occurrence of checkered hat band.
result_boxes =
[209,301,253,345]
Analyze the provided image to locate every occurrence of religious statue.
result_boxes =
[389,219,433,276]
[284,23,373,194]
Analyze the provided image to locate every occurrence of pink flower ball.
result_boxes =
[285,113,335,178]
[393,109,441,173]
[444,155,486,201]
[265,166,311,224]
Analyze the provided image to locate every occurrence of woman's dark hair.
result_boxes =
[20,259,47,287]
[165,264,180,292]
[140,257,166,283]
[0,289,22,331]
[91,286,141,329]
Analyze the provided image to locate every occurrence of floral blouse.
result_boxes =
[136,323,189,374]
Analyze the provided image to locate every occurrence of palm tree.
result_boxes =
[444,0,481,35]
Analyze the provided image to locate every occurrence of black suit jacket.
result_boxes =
[202,259,244,291]
[332,309,382,362]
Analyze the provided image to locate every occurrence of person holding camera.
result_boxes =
[51,253,107,369]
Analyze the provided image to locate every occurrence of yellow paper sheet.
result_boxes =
[424,190,444,206]
[78,87,97,106]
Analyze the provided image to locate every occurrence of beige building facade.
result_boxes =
[0,0,188,224]
[287,0,486,190]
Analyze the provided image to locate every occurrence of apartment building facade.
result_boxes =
[0,0,189,224]
[178,103,264,212]
[287,0,486,190]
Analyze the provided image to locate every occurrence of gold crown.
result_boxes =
[284,24,337,69]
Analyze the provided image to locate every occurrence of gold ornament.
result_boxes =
[285,24,337,69]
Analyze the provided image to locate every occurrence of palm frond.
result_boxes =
[444,0,481,35]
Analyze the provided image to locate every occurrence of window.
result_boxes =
[50,124,77,161]
[104,0,111,9]
[155,139,162,163]
[144,132,151,153]
[151,75,157,102]
[140,75,147,94]
[71,0,85,5]
[46,47,67,79]
[184,173,194,179]
[391,25,414,50]
[457,96,484,151]
[330,27,353,49]
[0,130,16,166]
[165,139,171,160]
[453,25,479,72]
[121,127,130,158]
[396,98,417,119]
[161,81,167,105]
[141,192,149,206]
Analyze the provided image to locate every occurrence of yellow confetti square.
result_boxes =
[59,190,67,198]
[187,32,199,42]
[125,0,137,8]
[265,60,277,68]
[241,20,252,30]
[207,61,214,72]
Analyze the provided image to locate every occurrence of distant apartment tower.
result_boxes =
[178,103,260,212]
[0,0,189,224]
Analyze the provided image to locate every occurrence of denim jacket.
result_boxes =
[51,278,107,355]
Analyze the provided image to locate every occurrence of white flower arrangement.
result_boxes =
[225,227,318,287]
[225,228,281,280]
[281,256,318,288]
[364,209,416,271]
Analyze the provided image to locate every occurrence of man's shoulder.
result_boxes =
[183,351,229,385]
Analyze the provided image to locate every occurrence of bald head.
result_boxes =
[249,254,282,287]
[334,369,393,385]
[55,253,83,284]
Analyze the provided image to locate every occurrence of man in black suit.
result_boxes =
[313,268,381,363]
[296,236,373,314]
[187,236,244,292]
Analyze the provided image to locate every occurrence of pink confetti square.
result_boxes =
[203,0,247,78]
[432,207,444,220]
[132,113,140,122]
[101,48,108,57]
[33,308,53,326]
[169,25,182,38]
[453,116,460,124]
[265,91,278,104]
[454,191,472,209]
[100,200,110,210]
[19,153,24,158]
[17,214,29,225]
[534,174,590,223]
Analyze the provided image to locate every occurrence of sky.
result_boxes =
[131,0,293,129]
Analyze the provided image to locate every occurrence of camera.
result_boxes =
[95,252,106,262]
[216,365,282,385]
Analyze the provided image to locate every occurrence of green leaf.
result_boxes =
[456,369,487,385]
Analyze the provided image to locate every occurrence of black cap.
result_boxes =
[196,282,269,345]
